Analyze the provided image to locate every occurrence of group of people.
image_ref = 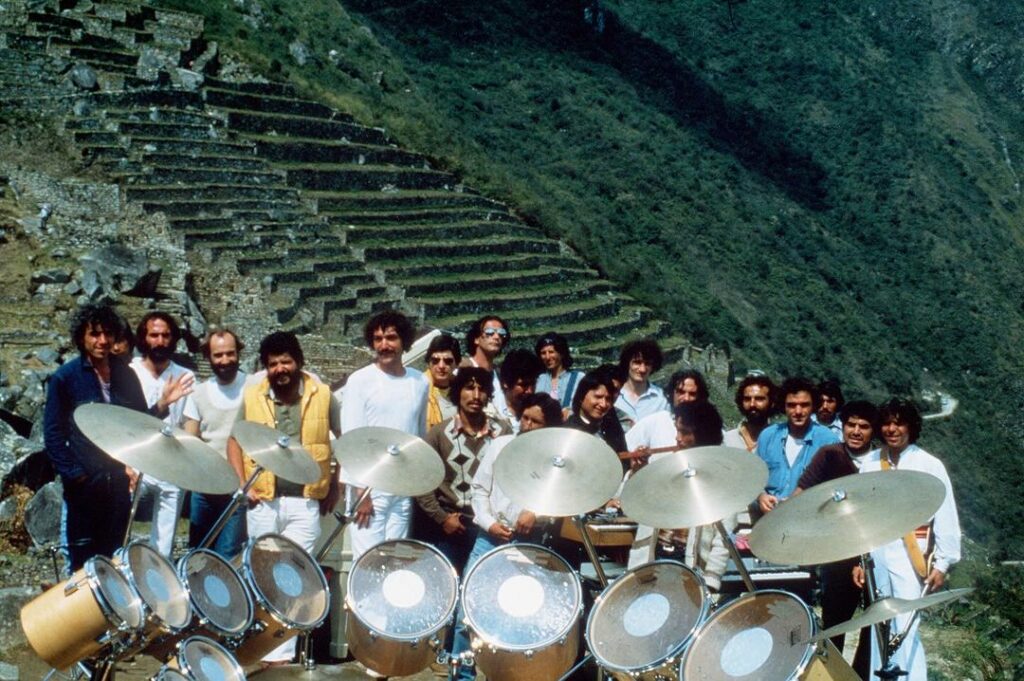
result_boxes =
[43,302,960,680]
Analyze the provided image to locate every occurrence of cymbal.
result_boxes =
[806,588,973,644]
[331,426,443,497]
[73,403,237,495]
[748,470,946,565]
[232,421,322,485]
[493,427,623,517]
[620,446,768,528]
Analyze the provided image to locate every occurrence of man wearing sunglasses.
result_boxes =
[461,315,511,419]
[340,310,430,560]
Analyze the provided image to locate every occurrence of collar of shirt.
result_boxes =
[450,414,501,440]
[266,377,305,404]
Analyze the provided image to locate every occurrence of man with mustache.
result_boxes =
[340,310,429,560]
[227,331,340,668]
[723,373,777,452]
[182,328,248,558]
[129,311,195,556]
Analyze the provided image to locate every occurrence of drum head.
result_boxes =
[586,561,708,671]
[244,533,329,628]
[122,542,191,629]
[462,544,581,650]
[179,549,253,636]
[176,636,245,681]
[89,555,144,631]
[681,590,815,681]
[348,539,458,639]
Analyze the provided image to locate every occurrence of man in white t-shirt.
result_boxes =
[129,311,195,556]
[182,328,247,558]
[340,310,429,559]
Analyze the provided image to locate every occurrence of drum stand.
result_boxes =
[573,515,610,588]
[715,520,757,593]
[861,553,909,680]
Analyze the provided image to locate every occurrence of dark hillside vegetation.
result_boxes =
[157,0,1024,554]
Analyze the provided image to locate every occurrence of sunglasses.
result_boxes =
[482,328,508,338]
[430,356,456,366]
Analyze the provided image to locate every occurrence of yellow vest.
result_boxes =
[242,374,332,501]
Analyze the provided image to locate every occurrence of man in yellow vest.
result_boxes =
[227,331,340,667]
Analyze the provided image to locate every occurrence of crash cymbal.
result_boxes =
[73,403,237,495]
[255,663,371,679]
[331,426,443,497]
[806,588,973,644]
[748,470,946,565]
[232,421,321,485]
[620,446,768,529]
[493,427,624,517]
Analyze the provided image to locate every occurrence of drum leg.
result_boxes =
[557,652,593,681]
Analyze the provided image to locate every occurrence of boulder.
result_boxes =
[0,587,36,651]
[289,40,309,66]
[30,269,71,285]
[3,450,54,495]
[79,245,160,298]
[68,62,98,91]
[0,660,16,680]
[23,480,62,548]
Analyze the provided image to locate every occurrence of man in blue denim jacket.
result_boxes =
[43,303,150,571]
[755,377,839,514]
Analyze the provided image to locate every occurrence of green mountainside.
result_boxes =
[156,0,1024,553]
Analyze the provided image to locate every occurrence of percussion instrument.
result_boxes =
[680,590,859,681]
[144,548,254,660]
[21,555,144,669]
[232,421,321,485]
[806,587,973,644]
[620,446,768,529]
[345,540,458,677]
[153,635,246,680]
[330,426,444,496]
[560,513,638,548]
[232,534,330,666]
[493,428,623,517]
[586,561,709,680]
[748,471,946,565]
[461,543,583,681]
[73,404,238,494]
[115,541,193,651]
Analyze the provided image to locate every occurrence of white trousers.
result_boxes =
[138,476,183,557]
[869,549,927,681]
[346,490,412,560]
[247,497,322,663]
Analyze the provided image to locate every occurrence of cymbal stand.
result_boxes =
[862,554,907,680]
[198,465,264,550]
[573,515,608,588]
[715,520,756,592]
[889,584,931,653]
[121,424,179,548]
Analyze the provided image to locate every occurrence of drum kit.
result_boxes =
[21,405,971,681]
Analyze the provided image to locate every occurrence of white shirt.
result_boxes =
[625,410,677,452]
[472,435,520,531]
[182,372,246,455]
[130,357,193,427]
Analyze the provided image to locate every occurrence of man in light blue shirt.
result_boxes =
[755,377,839,514]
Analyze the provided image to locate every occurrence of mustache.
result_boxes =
[143,344,174,362]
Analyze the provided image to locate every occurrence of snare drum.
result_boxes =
[153,635,246,681]
[115,540,192,648]
[145,548,254,660]
[680,590,860,681]
[346,539,458,677]
[232,533,329,666]
[586,561,709,680]
[461,544,582,681]
[21,555,144,669]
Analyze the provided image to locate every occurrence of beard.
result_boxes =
[144,344,174,363]
[212,361,240,383]
[743,408,770,427]
[270,368,301,390]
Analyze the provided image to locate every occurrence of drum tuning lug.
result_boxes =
[63,577,84,596]
[459,651,475,669]
[429,636,441,650]
[368,630,378,642]
[524,649,535,659]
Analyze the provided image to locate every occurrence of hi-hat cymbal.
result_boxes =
[331,426,443,497]
[805,588,973,644]
[748,470,946,565]
[493,427,623,517]
[73,403,238,495]
[232,421,322,485]
[620,446,768,529]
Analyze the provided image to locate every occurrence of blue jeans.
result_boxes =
[452,532,508,680]
[189,493,246,559]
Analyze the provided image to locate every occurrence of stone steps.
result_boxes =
[204,76,297,98]
[244,254,365,277]
[327,206,512,225]
[355,236,560,261]
[580,321,677,359]
[124,183,301,203]
[222,109,387,146]
[307,189,503,213]
[396,267,591,297]
[66,108,217,129]
[113,165,286,187]
[0,33,49,52]
[204,87,346,120]
[430,296,621,334]
[107,153,268,172]
[77,88,205,110]
[340,219,541,245]
[180,220,329,241]
[285,165,454,192]
[284,278,386,305]
[138,197,302,216]
[413,279,615,318]
[198,233,334,257]
[370,252,584,279]
[252,136,427,168]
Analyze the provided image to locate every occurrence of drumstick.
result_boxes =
[618,444,681,460]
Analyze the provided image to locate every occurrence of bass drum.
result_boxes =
[21,555,144,670]
[145,548,254,660]
[680,590,860,681]
[153,635,246,681]
[461,544,582,681]
[345,539,459,677]
[232,533,330,666]
[115,540,192,650]
[586,561,709,680]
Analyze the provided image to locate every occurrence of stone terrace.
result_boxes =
[0,0,719,370]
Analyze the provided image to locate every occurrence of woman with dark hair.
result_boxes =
[564,369,628,454]
[852,398,961,681]
[534,332,584,411]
